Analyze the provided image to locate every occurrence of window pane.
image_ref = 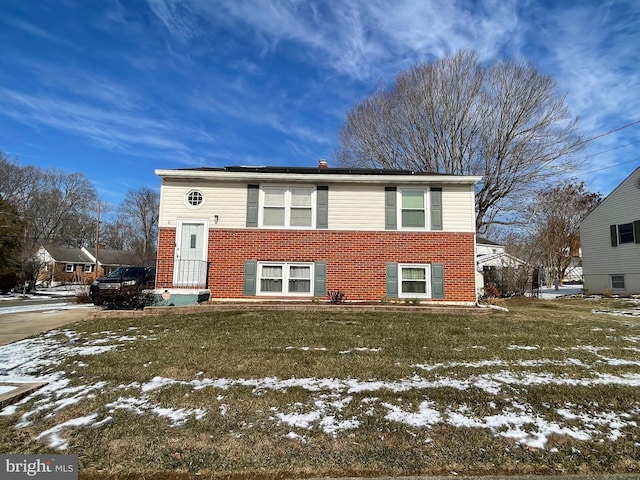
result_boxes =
[261,279,283,292]
[402,210,425,228]
[611,275,625,289]
[402,267,426,280]
[289,279,311,293]
[402,191,424,208]
[289,266,310,279]
[290,208,312,226]
[402,281,426,294]
[619,223,634,244]
[264,189,285,206]
[263,207,285,226]
[261,266,282,278]
[291,189,312,207]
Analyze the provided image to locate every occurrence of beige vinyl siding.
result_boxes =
[328,184,386,230]
[159,179,476,233]
[442,184,476,232]
[158,180,247,228]
[580,167,640,294]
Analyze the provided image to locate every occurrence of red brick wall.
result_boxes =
[157,228,476,302]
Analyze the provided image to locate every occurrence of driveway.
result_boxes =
[0,303,95,346]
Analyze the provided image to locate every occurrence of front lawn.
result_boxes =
[1,297,640,478]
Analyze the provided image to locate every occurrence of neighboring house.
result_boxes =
[37,246,138,286]
[475,237,526,296]
[155,163,481,304]
[580,165,640,294]
[476,237,525,271]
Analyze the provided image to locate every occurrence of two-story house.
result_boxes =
[580,165,640,294]
[154,164,481,305]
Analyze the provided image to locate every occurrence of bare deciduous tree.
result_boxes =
[528,182,601,284]
[119,188,159,265]
[337,50,584,233]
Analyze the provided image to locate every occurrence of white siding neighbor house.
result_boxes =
[580,166,640,294]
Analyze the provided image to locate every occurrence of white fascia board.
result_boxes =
[154,169,482,186]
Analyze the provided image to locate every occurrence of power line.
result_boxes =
[576,156,640,177]
[576,118,640,149]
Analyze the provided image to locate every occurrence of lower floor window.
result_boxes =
[65,264,74,272]
[611,275,625,290]
[399,264,431,297]
[258,262,312,295]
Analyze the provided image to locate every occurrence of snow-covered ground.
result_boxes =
[1,315,640,452]
[0,284,89,302]
[538,284,584,299]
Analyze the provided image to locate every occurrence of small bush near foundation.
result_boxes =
[103,291,154,310]
[327,290,346,304]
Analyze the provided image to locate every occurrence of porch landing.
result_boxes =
[149,288,210,306]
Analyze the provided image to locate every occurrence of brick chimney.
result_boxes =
[318,159,328,169]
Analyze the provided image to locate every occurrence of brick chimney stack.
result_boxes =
[318,159,328,169]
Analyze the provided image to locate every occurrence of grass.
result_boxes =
[1,296,640,479]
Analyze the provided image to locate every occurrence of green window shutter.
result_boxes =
[430,187,442,230]
[385,187,397,230]
[243,260,257,295]
[634,220,640,244]
[314,261,327,297]
[246,184,259,227]
[316,186,329,229]
[610,224,618,247]
[386,263,398,297]
[431,263,444,299]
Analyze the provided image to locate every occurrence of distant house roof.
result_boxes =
[41,245,138,267]
[43,246,93,264]
[94,248,138,266]
[477,237,501,246]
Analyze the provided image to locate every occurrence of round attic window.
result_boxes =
[186,189,204,207]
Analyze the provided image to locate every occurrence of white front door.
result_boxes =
[174,220,208,287]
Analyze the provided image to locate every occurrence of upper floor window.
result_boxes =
[65,264,74,272]
[618,223,634,244]
[610,221,640,246]
[261,187,314,228]
[185,189,204,208]
[400,189,427,229]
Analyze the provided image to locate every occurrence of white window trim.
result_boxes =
[257,262,314,296]
[83,264,93,273]
[258,186,316,229]
[397,188,431,231]
[398,263,432,298]
[184,189,205,209]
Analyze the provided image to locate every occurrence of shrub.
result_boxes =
[102,291,154,310]
[75,291,92,304]
[0,269,18,294]
[327,290,346,304]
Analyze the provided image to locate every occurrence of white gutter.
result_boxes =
[155,169,482,185]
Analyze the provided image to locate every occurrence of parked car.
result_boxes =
[89,266,156,307]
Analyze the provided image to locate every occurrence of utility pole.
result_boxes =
[95,200,100,277]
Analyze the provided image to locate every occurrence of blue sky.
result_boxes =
[1,0,639,205]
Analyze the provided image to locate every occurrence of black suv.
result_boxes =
[89,266,156,307]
